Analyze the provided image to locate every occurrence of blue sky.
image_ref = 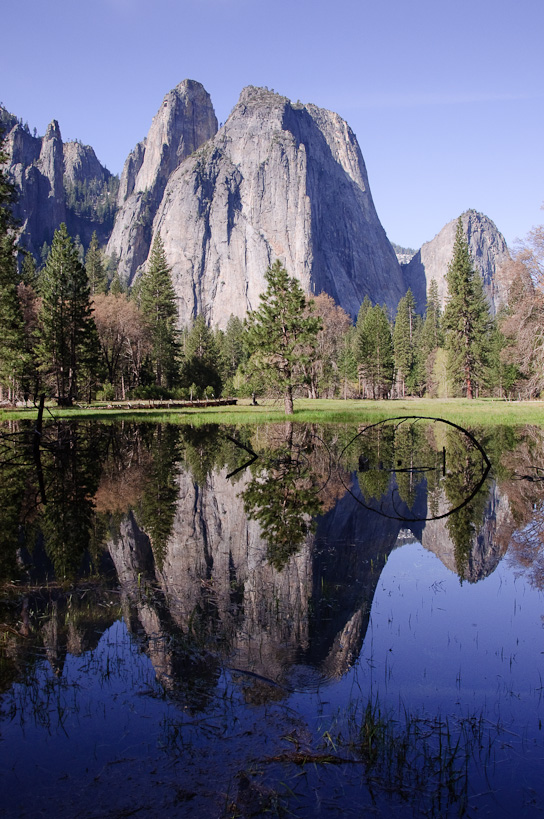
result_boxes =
[1,0,542,249]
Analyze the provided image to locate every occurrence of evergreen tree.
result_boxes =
[0,133,28,400]
[85,231,108,295]
[393,289,418,397]
[422,279,443,351]
[20,252,39,288]
[181,314,222,397]
[39,241,50,270]
[356,303,394,398]
[37,223,100,405]
[415,279,443,396]
[443,220,493,398]
[219,314,246,384]
[245,260,321,414]
[109,269,124,295]
[139,234,179,389]
[337,325,358,398]
[356,295,372,330]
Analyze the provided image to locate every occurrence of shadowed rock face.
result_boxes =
[403,209,512,315]
[106,80,218,283]
[4,115,115,255]
[152,86,404,328]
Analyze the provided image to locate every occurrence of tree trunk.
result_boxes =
[284,384,294,415]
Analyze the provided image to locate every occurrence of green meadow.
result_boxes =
[2,397,543,427]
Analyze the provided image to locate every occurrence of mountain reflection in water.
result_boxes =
[1,419,544,817]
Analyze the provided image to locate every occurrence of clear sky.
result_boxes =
[1,0,542,250]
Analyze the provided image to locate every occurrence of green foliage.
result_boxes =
[443,220,493,398]
[337,325,359,398]
[137,424,181,570]
[393,289,420,396]
[39,422,105,580]
[245,260,321,414]
[180,314,222,397]
[0,130,28,399]
[0,430,32,581]
[416,279,443,396]
[356,303,394,398]
[63,174,119,230]
[241,426,323,569]
[20,252,39,288]
[37,223,100,405]
[85,231,108,295]
[139,235,179,389]
[356,295,372,330]
[443,428,491,579]
[488,323,519,398]
[217,314,247,388]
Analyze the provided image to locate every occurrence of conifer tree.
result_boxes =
[443,220,492,398]
[181,314,222,397]
[337,325,358,398]
[245,260,321,414]
[85,231,108,295]
[356,295,372,330]
[393,289,418,397]
[139,234,179,389]
[414,279,443,396]
[109,270,124,295]
[356,303,394,398]
[21,252,39,288]
[0,133,28,400]
[37,223,100,405]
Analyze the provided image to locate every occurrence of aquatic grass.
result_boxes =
[317,695,497,816]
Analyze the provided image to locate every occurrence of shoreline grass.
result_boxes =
[1,396,543,427]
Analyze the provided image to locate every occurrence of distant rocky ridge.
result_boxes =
[2,81,513,324]
[403,210,512,315]
[1,108,116,257]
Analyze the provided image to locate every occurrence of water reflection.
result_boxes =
[3,418,544,815]
[1,417,538,701]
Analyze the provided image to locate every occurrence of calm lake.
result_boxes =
[0,417,543,817]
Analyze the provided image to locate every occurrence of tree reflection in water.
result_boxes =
[241,423,325,570]
[2,418,544,815]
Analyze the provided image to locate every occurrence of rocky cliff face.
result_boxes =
[5,83,513,324]
[3,110,116,256]
[150,86,404,327]
[404,210,512,315]
[106,80,218,282]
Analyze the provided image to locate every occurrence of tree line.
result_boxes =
[0,132,542,410]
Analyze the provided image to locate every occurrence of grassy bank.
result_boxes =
[2,397,544,427]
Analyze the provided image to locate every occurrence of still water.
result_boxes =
[0,418,543,817]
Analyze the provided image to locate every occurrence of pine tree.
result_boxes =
[414,279,443,396]
[21,252,39,288]
[356,303,394,398]
[443,220,492,398]
[139,234,179,389]
[393,289,417,397]
[337,325,358,398]
[0,132,28,400]
[109,270,124,295]
[181,314,222,397]
[356,295,372,330]
[37,223,100,405]
[245,260,321,414]
[219,314,246,381]
[85,231,108,295]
